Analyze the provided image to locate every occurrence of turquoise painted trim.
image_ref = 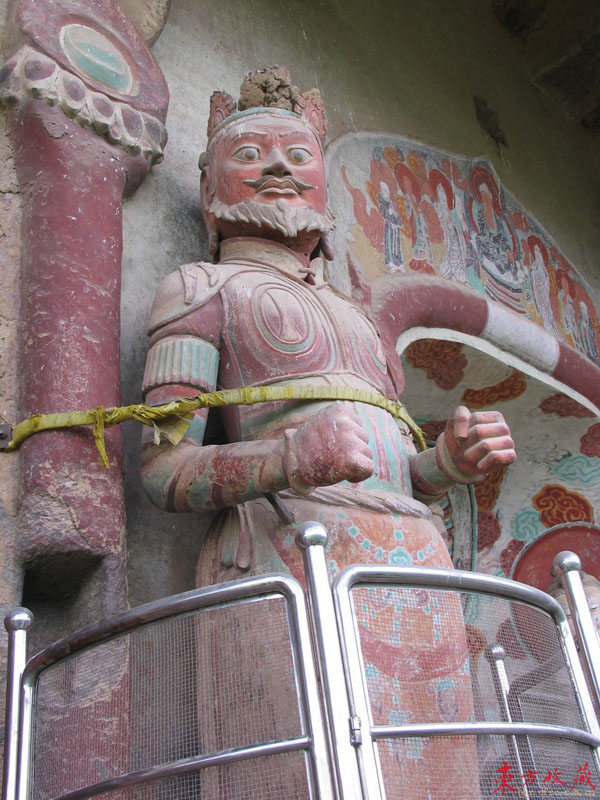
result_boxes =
[144,337,219,391]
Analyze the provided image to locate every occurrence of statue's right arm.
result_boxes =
[140,268,374,512]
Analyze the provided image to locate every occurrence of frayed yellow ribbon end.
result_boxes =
[152,416,192,446]
[93,407,110,469]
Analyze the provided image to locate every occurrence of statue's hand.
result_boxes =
[436,405,515,484]
[284,402,374,494]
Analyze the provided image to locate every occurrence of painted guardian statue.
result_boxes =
[141,66,516,797]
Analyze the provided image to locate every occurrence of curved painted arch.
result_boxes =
[370,273,600,411]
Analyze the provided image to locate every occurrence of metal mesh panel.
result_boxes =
[377,735,599,799]
[31,638,130,799]
[86,753,310,800]
[350,584,596,799]
[30,595,306,799]
[194,597,302,755]
[351,586,585,728]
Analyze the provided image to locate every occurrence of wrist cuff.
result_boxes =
[435,433,476,484]
[410,447,452,498]
[283,430,314,496]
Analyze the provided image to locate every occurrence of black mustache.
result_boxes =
[243,176,315,192]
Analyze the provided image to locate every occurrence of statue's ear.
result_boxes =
[200,169,219,257]
[199,167,211,212]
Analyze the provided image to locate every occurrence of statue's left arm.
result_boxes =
[409,406,516,503]
[365,274,516,499]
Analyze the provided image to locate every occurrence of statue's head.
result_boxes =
[199,67,334,260]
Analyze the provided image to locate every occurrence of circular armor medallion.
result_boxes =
[252,283,319,353]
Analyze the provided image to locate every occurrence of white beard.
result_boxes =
[209,196,335,238]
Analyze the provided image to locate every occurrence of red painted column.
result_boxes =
[11,103,132,598]
[0,1,169,793]
[0,0,169,621]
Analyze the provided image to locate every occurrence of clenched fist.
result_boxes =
[283,402,374,494]
[437,405,516,484]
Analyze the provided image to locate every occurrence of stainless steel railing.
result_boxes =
[4,524,600,800]
[325,545,600,799]
[4,571,335,800]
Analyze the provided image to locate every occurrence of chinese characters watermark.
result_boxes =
[491,761,596,795]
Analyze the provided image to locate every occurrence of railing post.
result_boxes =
[552,551,600,716]
[295,523,364,800]
[2,608,33,800]
[485,644,534,799]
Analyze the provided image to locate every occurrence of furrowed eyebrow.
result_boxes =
[229,131,272,144]
[277,131,315,144]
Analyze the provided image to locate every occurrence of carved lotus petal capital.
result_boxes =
[56,71,86,117]
[22,51,59,105]
[88,91,116,134]
[0,45,167,165]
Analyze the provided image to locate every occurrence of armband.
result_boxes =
[142,335,219,394]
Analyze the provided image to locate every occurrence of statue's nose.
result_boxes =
[261,150,291,177]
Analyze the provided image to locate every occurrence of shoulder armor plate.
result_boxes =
[148,261,243,334]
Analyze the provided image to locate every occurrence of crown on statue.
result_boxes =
[206,66,328,143]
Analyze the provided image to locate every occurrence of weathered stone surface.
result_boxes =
[492,0,548,42]
[119,0,171,47]
[0,187,21,520]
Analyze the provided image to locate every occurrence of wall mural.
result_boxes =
[327,134,600,365]
[326,131,600,658]
[401,340,600,583]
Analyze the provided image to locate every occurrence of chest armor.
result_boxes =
[218,267,391,393]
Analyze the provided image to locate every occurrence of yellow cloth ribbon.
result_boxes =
[3,385,426,467]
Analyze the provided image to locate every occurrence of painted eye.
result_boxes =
[234,146,260,161]
[288,148,312,164]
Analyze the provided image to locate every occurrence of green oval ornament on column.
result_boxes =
[60,24,133,94]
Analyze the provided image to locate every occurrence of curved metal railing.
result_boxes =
[3,524,600,800]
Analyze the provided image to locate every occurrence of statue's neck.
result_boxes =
[219,237,324,283]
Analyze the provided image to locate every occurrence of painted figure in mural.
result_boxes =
[378,181,404,270]
[141,67,516,798]
[561,289,580,348]
[471,174,517,280]
[558,290,600,364]
[403,177,434,271]
[579,301,600,364]
[529,240,555,334]
[432,174,469,285]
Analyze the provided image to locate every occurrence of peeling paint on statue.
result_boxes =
[141,67,516,798]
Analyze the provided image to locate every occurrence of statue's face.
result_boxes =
[210,113,327,214]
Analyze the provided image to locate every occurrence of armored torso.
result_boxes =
[216,244,392,394]
[144,238,410,490]
[147,238,397,398]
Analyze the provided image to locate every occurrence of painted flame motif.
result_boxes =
[540,392,595,418]
[404,339,466,391]
[581,422,600,457]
